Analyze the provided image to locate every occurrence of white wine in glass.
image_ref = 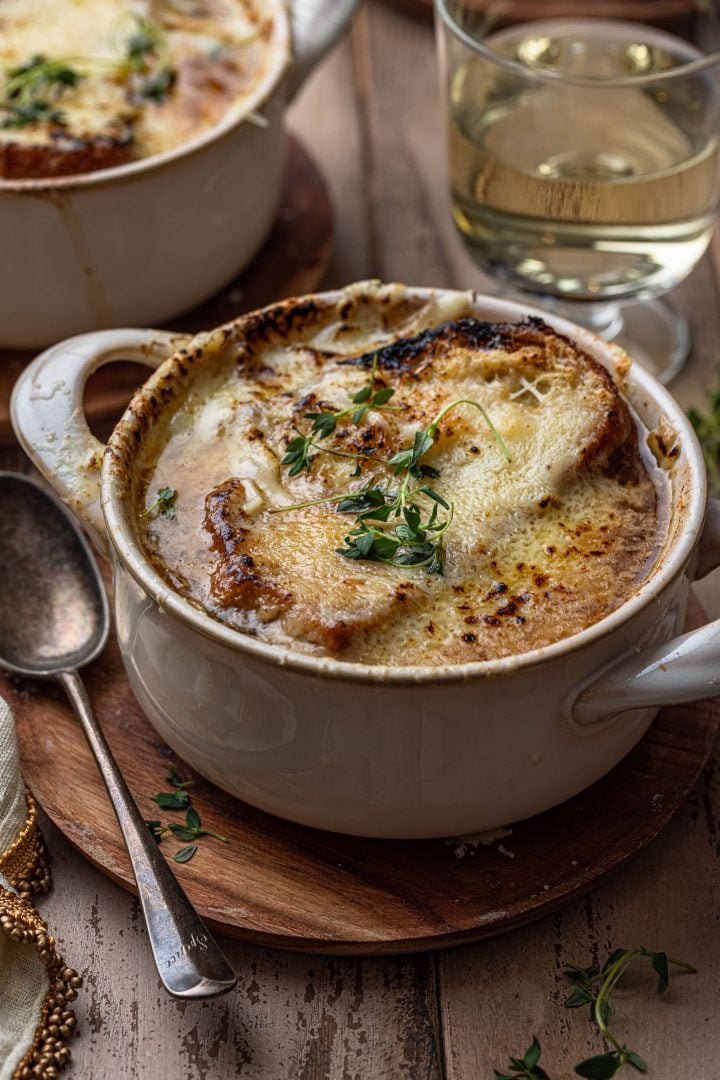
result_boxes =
[436,7,720,380]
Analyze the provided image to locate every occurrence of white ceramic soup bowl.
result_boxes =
[12,284,720,838]
[0,0,357,350]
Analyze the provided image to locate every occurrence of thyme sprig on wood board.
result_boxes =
[142,486,178,520]
[276,358,511,574]
[120,14,176,102]
[145,768,228,864]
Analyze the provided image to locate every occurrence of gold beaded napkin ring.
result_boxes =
[0,793,82,1080]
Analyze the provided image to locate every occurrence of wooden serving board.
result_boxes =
[6,594,718,955]
[0,136,332,446]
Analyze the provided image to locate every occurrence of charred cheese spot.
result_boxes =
[137,288,668,666]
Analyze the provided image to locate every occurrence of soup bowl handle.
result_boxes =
[11,329,191,558]
[571,497,720,726]
[286,0,359,101]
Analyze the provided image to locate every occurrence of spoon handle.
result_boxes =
[57,669,237,999]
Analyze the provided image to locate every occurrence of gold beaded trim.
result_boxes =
[0,791,81,1079]
[0,887,82,1080]
[0,793,52,901]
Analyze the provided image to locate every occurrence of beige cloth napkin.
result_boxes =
[0,697,81,1080]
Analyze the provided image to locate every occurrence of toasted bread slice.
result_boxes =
[0,124,135,179]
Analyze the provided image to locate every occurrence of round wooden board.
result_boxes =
[6,592,718,955]
[0,135,332,446]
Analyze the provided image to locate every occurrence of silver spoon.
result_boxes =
[0,471,236,999]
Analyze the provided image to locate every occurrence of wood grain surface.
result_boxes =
[2,2,720,1076]
[7,594,717,955]
[0,137,332,445]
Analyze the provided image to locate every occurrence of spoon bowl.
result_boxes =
[0,471,236,999]
[0,472,108,677]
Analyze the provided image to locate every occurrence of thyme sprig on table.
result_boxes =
[276,360,511,574]
[564,947,697,1078]
[281,354,400,477]
[0,54,82,129]
[495,1037,550,1080]
[689,375,720,493]
[492,946,697,1080]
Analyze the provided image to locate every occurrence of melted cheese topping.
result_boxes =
[0,0,279,170]
[136,290,667,667]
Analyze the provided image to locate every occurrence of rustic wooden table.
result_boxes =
[3,3,720,1076]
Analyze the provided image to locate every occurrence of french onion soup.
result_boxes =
[135,287,668,667]
[0,0,278,179]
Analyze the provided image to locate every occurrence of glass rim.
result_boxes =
[433,0,720,87]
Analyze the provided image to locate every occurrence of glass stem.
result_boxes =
[544,299,625,342]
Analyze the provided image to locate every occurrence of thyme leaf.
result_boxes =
[149,789,189,810]
[124,15,163,71]
[138,66,176,103]
[144,820,168,843]
[494,1037,551,1079]
[143,486,177,519]
[167,767,195,790]
[167,806,228,844]
[281,434,315,476]
[689,376,720,493]
[173,843,197,864]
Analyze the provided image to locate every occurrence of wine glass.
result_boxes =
[434,0,720,381]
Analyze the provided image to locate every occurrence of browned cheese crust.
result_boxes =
[0,0,275,179]
[136,295,667,667]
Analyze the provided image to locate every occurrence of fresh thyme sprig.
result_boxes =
[277,389,511,575]
[0,54,82,129]
[149,788,189,811]
[689,375,720,493]
[121,14,176,102]
[495,1038,550,1080]
[124,15,164,72]
[492,945,697,1079]
[0,14,177,130]
[281,354,399,477]
[145,820,168,843]
[145,768,228,864]
[142,486,177,519]
[564,947,697,1078]
[167,766,194,790]
[167,806,228,844]
[336,487,453,572]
